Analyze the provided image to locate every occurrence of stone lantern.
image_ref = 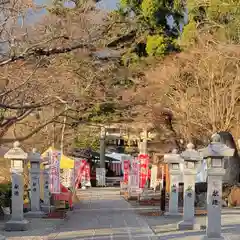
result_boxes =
[25,149,44,217]
[4,141,29,231]
[199,133,234,240]
[164,149,183,216]
[178,143,202,230]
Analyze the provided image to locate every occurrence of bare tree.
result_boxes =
[0,1,102,144]
[145,40,240,144]
[0,0,149,149]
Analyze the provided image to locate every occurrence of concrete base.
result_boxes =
[5,219,29,231]
[0,235,5,240]
[25,210,45,218]
[41,205,56,213]
[178,220,200,230]
[165,212,182,216]
[201,235,225,240]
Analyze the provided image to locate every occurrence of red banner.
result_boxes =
[84,162,91,183]
[138,154,150,188]
[75,159,91,188]
[123,160,130,183]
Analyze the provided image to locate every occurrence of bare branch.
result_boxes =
[0,100,55,110]
[0,109,67,143]
[0,42,96,66]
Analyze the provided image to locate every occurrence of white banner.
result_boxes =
[61,168,74,188]
[128,158,140,195]
[130,158,139,188]
[49,151,61,193]
[150,165,158,189]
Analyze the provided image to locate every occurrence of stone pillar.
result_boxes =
[178,143,202,230]
[4,141,29,231]
[128,157,140,198]
[96,168,106,187]
[41,159,54,213]
[199,133,234,240]
[142,129,148,155]
[25,149,44,218]
[100,127,106,169]
[164,149,183,216]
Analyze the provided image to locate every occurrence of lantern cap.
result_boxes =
[164,149,183,164]
[199,133,234,158]
[28,148,41,162]
[4,141,27,159]
[181,142,202,162]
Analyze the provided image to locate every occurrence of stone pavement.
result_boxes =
[0,217,64,240]
[0,187,239,240]
[140,207,240,240]
[48,187,156,240]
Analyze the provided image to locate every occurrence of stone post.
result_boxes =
[25,149,44,218]
[99,127,106,187]
[199,133,234,240]
[142,129,148,155]
[178,143,202,230]
[100,127,106,169]
[4,141,29,231]
[41,158,54,213]
[164,149,183,216]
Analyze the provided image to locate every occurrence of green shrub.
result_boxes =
[146,35,167,56]
[0,182,11,208]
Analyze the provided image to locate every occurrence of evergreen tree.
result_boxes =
[182,0,240,45]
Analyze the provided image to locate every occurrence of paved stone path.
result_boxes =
[1,187,239,240]
[49,188,156,240]
[140,206,240,240]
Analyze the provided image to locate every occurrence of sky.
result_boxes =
[96,0,118,11]
[22,0,119,24]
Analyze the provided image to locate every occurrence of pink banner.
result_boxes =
[49,151,61,193]
[123,160,130,182]
[74,159,82,188]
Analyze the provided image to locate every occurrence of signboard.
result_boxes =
[138,154,150,188]
[49,151,61,193]
[96,168,106,186]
